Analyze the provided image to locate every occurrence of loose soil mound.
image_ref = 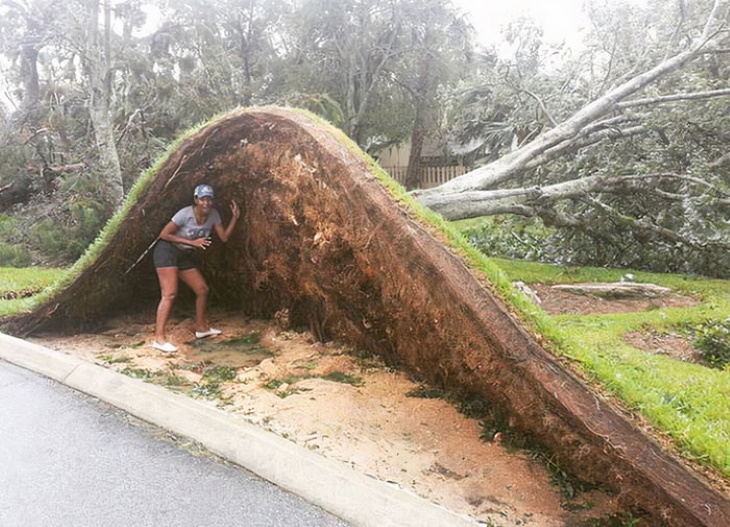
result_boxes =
[6,107,729,526]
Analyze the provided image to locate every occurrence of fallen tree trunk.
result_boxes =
[417,1,729,214]
[4,107,728,526]
[552,282,673,299]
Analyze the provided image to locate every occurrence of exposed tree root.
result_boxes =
[5,107,729,526]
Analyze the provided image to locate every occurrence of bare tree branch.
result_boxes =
[617,87,730,109]
[597,36,619,96]
[700,0,729,42]
[522,88,559,128]
[523,125,647,170]
[581,114,637,135]
[664,0,687,61]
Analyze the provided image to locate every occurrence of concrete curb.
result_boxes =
[0,332,477,527]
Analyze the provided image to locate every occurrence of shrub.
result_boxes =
[0,241,32,267]
[692,320,730,369]
[0,216,32,267]
[456,216,553,261]
[31,197,109,263]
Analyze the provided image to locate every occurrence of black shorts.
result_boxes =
[153,240,200,271]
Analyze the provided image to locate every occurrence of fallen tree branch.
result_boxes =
[523,88,559,128]
[417,172,728,220]
[585,196,683,244]
[45,162,88,174]
[616,87,730,109]
[552,282,672,298]
[523,125,647,170]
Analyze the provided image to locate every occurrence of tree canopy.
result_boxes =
[0,0,728,276]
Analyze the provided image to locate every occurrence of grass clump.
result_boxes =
[165,375,189,387]
[263,378,286,391]
[189,365,239,399]
[121,367,160,381]
[262,370,362,398]
[535,449,601,503]
[188,334,272,362]
[262,376,305,398]
[237,332,261,345]
[350,348,386,370]
[406,385,447,399]
[582,512,641,527]
[99,355,133,364]
[202,365,238,383]
[262,376,300,390]
[320,371,362,386]
[190,383,223,399]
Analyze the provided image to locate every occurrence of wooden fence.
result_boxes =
[382,165,467,189]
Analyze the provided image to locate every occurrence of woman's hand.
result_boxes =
[230,201,240,220]
[191,236,212,250]
[214,202,241,243]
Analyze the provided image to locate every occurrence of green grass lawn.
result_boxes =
[492,257,730,477]
[0,267,68,316]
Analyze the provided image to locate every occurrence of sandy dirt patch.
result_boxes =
[29,311,622,527]
[623,330,702,363]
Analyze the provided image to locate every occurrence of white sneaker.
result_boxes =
[195,328,222,339]
[152,341,178,353]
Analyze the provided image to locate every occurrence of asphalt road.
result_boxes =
[0,359,350,527]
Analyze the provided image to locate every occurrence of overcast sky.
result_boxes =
[451,0,590,48]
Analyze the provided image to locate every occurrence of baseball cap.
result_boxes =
[194,184,215,199]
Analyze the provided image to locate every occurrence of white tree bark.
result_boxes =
[420,173,718,220]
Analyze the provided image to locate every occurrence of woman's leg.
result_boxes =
[155,267,179,343]
[179,268,210,332]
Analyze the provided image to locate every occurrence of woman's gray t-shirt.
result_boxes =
[171,206,222,250]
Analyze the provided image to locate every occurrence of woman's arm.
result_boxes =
[159,221,211,249]
[213,201,241,243]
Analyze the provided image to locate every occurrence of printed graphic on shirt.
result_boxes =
[171,206,222,250]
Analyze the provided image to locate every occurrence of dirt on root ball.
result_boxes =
[28,311,624,527]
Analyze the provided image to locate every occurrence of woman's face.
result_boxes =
[195,196,214,213]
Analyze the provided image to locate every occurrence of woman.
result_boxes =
[151,183,240,353]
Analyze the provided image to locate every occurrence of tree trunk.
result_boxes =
[405,55,434,191]
[85,0,124,210]
[404,107,424,190]
[18,43,40,122]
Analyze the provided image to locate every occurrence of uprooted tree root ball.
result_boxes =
[7,107,729,527]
